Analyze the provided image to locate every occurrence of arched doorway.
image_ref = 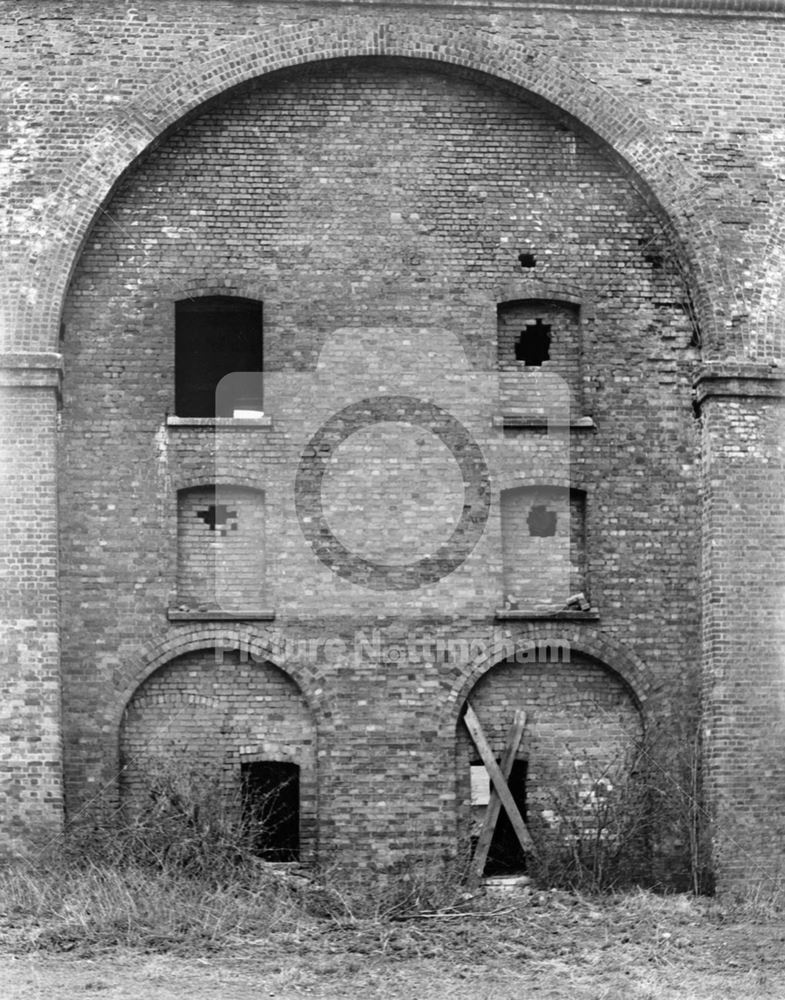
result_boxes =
[457,649,644,881]
[120,647,317,862]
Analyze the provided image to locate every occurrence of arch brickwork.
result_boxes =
[8,15,737,357]
[442,624,652,734]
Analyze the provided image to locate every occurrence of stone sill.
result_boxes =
[168,608,276,621]
[166,415,273,428]
[495,609,600,621]
[494,415,596,430]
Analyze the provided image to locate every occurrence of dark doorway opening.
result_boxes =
[474,759,529,876]
[241,761,300,861]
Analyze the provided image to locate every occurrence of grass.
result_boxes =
[0,849,478,954]
[2,859,785,1000]
[0,858,290,952]
[1,852,783,955]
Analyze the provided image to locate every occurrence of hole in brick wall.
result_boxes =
[470,758,528,876]
[515,319,551,366]
[196,504,238,537]
[175,295,263,418]
[518,251,536,268]
[241,761,300,862]
[528,504,557,537]
[638,237,663,270]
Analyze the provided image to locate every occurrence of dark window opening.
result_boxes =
[515,319,551,366]
[241,761,300,862]
[175,296,263,418]
[518,252,536,268]
[471,759,528,876]
[528,504,557,537]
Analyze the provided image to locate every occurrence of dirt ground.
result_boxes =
[3,891,785,1000]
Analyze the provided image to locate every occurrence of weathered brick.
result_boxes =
[0,1,783,890]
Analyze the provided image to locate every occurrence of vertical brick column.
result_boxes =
[696,364,785,889]
[0,352,63,853]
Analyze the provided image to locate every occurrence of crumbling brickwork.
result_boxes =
[1,0,783,890]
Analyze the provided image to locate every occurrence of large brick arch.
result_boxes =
[15,14,732,356]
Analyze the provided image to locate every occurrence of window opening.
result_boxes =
[175,296,263,417]
[515,318,551,366]
[241,761,300,861]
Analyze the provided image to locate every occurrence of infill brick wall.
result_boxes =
[56,55,700,874]
[176,486,266,611]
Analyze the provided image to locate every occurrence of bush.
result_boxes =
[525,717,713,894]
[526,740,651,892]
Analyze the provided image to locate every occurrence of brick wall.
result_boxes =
[698,369,785,887]
[0,375,62,854]
[5,3,785,358]
[0,0,782,885]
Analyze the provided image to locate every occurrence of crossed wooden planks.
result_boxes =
[463,703,536,886]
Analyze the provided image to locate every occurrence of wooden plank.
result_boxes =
[469,709,527,885]
[463,703,537,858]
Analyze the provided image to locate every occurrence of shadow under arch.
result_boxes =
[16,14,716,354]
